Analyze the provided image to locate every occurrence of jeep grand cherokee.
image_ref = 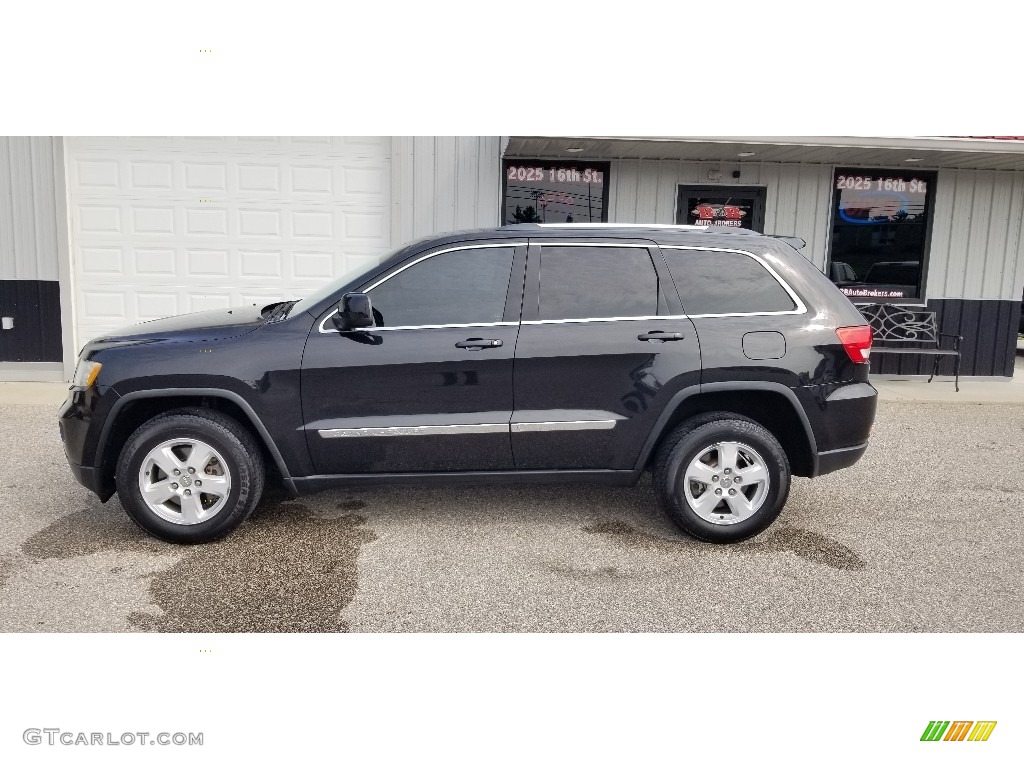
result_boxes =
[59,224,877,544]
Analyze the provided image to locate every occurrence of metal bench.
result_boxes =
[858,303,963,392]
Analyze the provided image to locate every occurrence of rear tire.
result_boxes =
[654,416,790,543]
[115,408,265,543]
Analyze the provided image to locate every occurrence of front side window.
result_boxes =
[503,161,609,225]
[826,169,935,301]
[538,246,661,320]
[367,247,515,327]
[663,249,796,315]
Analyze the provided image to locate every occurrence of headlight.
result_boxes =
[71,360,102,389]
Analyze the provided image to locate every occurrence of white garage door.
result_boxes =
[65,136,391,347]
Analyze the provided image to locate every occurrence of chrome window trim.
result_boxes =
[522,315,688,325]
[318,240,807,332]
[510,420,616,433]
[659,245,808,317]
[318,242,526,334]
[343,320,518,333]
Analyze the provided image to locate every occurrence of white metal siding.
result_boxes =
[609,159,1024,302]
[0,136,61,282]
[390,136,502,245]
[65,137,393,346]
[927,169,1024,301]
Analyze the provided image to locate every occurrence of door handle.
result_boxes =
[455,338,503,349]
[638,331,685,342]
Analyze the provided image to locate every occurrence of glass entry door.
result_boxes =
[676,186,766,232]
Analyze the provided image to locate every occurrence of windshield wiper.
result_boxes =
[262,300,298,323]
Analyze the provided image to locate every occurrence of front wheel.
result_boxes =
[115,409,265,543]
[654,417,790,543]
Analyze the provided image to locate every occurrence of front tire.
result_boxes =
[654,416,790,543]
[115,409,265,543]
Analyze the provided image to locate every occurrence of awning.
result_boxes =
[504,136,1024,172]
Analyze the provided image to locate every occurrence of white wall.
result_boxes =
[927,169,1024,302]
[390,136,502,245]
[0,136,62,282]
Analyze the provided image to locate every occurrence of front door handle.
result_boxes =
[638,331,685,342]
[455,338,503,349]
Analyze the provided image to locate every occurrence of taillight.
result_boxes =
[836,325,872,363]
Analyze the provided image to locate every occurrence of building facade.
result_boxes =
[1,136,1022,381]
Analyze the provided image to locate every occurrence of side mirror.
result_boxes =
[333,292,374,331]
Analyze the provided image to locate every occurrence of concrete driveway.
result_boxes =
[0,395,1022,632]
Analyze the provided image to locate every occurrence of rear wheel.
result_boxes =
[115,409,265,543]
[654,416,790,543]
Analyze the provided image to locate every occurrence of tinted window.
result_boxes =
[826,169,934,301]
[538,246,660,320]
[664,249,796,315]
[368,247,515,327]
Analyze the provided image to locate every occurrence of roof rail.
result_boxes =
[499,222,708,231]
[767,235,807,249]
[500,222,759,235]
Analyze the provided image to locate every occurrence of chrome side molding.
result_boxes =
[510,420,616,433]
[319,423,508,439]
[317,419,618,438]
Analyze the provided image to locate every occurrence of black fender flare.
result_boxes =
[632,382,819,474]
[96,387,297,494]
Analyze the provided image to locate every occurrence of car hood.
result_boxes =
[93,305,270,344]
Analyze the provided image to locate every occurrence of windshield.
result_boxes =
[292,246,404,315]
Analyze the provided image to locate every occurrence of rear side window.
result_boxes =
[368,246,515,327]
[663,249,797,315]
[538,246,662,320]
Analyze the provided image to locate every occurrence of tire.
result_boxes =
[653,415,790,543]
[115,408,265,543]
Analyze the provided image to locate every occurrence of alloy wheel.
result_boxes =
[682,441,770,525]
[137,438,232,526]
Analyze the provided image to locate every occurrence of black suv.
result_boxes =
[59,224,877,544]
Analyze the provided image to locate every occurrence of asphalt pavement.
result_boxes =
[1,399,1021,632]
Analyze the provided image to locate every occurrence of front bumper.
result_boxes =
[58,388,117,501]
[65,459,113,499]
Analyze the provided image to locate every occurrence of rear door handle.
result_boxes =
[638,331,685,342]
[455,338,503,349]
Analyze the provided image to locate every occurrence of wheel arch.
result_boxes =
[96,389,296,499]
[636,383,818,477]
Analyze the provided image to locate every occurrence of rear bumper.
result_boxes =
[808,381,877,476]
[815,441,869,476]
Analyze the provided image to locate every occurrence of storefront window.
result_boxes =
[826,169,935,301]
[502,161,609,224]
